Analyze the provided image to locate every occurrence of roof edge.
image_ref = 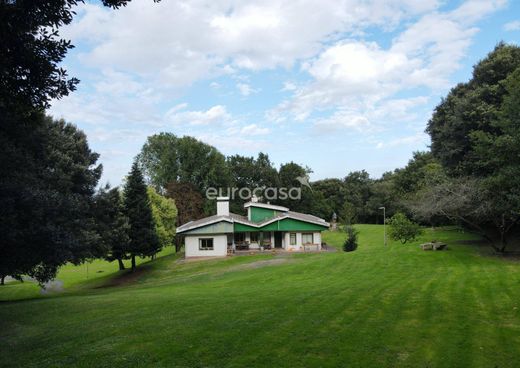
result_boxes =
[243,202,289,212]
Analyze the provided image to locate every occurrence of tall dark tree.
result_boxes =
[93,186,130,271]
[0,0,141,111]
[123,161,159,271]
[0,114,102,285]
[277,161,314,213]
[427,43,520,176]
[226,153,280,213]
[1,0,157,284]
[418,43,520,252]
[165,181,204,252]
[343,171,373,223]
[393,152,444,196]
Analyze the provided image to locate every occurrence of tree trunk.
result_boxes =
[0,276,4,285]
[175,236,182,253]
[117,258,125,271]
[499,236,508,253]
[131,255,136,272]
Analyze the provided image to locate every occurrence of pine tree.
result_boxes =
[123,162,159,271]
[93,186,130,270]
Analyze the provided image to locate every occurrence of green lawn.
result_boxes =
[1,225,520,367]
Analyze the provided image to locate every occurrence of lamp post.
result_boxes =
[379,206,387,246]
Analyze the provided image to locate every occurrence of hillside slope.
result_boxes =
[1,225,520,367]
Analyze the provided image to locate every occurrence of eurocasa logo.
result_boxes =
[205,175,312,200]
[296,175,312,191]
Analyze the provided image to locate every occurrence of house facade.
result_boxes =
[177,197,329,257]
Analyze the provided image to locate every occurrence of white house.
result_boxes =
[177,197,329,257]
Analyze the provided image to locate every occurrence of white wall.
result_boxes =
[185,234,228,257]
[217,200,229,216]
[245,232,260,249]
[283,231,322,251]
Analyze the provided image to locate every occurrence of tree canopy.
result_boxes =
[93,186,130,270]
[0,0,142,111]
[148,187,177,249]
[0,113,102,284]
[417,42,520,252]
[123,161,160,270]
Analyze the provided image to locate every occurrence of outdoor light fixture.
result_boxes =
[379,207,387,246]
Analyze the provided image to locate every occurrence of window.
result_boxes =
[234,232,245,243]
[199,238,214,250]
[290,233,297,245]
[302,233,314,244]
[262,232,271,245]
[250,232,259,242]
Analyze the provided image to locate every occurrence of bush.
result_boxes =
[388,212,423,244]
[343,225,359,252]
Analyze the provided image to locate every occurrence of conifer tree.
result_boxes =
[93,186,130,270]
[123,161,159,271]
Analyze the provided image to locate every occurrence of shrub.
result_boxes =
[343,225,359,252]
[388,212,423,244]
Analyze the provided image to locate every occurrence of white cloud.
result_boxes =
[62,0,444,89]
[165,105,233,126]
[375,132,429,149]
[50,68,162,126]
[240,124,270,135]
[236,83,259,96]
[194,133,269,153]
[270,0,505,130]
[314,112,371,132]
[281,82,297,91]
[50,0,507,185]
[504,20,520,31]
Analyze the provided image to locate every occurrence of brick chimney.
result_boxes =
[217,196,229,216]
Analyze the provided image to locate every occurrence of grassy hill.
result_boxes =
[1,225,520,367]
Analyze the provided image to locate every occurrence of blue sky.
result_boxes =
[49,0,520,186]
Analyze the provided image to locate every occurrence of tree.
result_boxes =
[0,0,143,111]
[340,201,356,225]
[393,152,444,195]
[123,161,159,271]
[138,133,230,193]
[343,171,373,223]
[388,213,423,244]
[343,226,359,252]
[226,153,280,213]
[421,43,520,252]
[427,43,520,176]
[165,181,204,226]
[411,177,519,253]
[277,161,312,212]
[1,0,159,285]
[0,113,102,285]
[365,174,397,223]
[148,187,177,250]
[311,178,346,221]
[93,186,130,270]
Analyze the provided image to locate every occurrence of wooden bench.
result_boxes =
[235,241,250,251]
[303,244,320,252]
[262,240,272,250]
[420,242,447,251]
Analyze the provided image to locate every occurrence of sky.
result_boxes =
[49,0,520,186]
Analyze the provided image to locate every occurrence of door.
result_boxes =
[274,232,283,248]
